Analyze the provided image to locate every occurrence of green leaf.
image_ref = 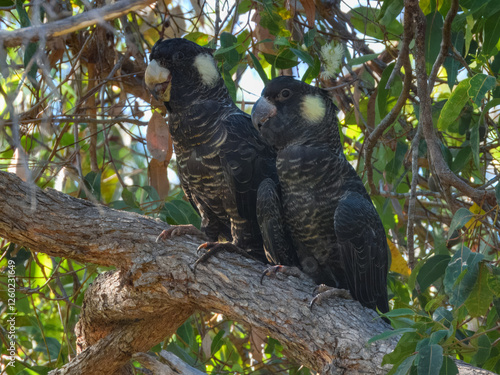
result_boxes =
[210,329,225,355]
[443,246,484,306]
[465,263,493,317]
[417,255,451,291]
[448,208,474,238]
[216,32,240,71]
[303,29,316,48]
[302,55,321,83]
[469,74,496,107]
[82,171,101,201]
[378,0,404,27]
[221,68,237,102]
[382,308,416,318]
[0,0,14,5]
[383,332,420,366]
[470,123,480,170]
[290,48,314,66]
[443,31,464,90]
[488,270,500,296]
[167,342,197,367]
[263,49,299,69]
[24,42,39,86]
[16,0,31,27]
[160,199,201,228]
[496,183,500,206]
[417,344,443,375]
[479,98,500,125]
[377,63,395,119]
[451,145,471,174]
[472,334,491,366]
[439,357,458,375]
[34,337,61,360]
[429,330,448,345]
[432,307,454,328]
[184,32,209,45]
[249,52,268,84]
[425,12,444,75]
[121,188,138,208]
[368,327,417,344]
[483,15,500,56]
[176,319,194,348]
[349,6,403,40]
[385,141,408,183]
[392,355,417,375]
[348,53,379,66]
[437,78,471,131]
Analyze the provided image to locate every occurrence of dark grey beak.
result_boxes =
[251,97,277,131]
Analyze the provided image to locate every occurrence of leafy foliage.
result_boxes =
[1,0,500,374]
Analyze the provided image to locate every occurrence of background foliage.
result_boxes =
[0,0,499,374]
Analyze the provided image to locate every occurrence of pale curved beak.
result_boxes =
[251,97,277,131]
[145,60,172,102]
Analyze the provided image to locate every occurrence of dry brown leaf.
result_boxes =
[201,332,212,360]
[146,111,172,162]
[249,328,267,363]
[299,0,315,27]
[148,158,169,200]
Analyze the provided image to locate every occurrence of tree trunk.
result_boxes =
[0,171,494,375]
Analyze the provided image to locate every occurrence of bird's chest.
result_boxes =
[176,146,224,195]
[276,149,340,244]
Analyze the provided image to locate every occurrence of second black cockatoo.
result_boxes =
[251,76,389,313]
[145,38,278,264]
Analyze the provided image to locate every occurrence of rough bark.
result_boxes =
[0,170,494,375]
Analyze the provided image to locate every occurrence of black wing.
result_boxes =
[177,161,232,242]
[220,111,278,222]
[256,178,298,265]
[334,191,389,313]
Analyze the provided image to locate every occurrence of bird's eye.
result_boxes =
[279,89,291,100]
[173,52,184,60]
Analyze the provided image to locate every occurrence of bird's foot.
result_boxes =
[260,265,302,284]
[309,284,352,310]
[193,242,254,272]
[156,224,207,243]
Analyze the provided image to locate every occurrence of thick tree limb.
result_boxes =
[0,0,156,49]
[0,171,494,375]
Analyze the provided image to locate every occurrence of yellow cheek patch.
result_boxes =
[145,60,171,87]
[301,94,326,124]
[160,83,171,102]
[194,54,219,87]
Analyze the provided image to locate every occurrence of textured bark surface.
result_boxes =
[0,171,494,375]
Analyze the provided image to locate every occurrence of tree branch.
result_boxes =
[363,27,412,194]
[427,0,459,93]
[0,0,156,49]
[408,0,497,209]
[0,171,494,375]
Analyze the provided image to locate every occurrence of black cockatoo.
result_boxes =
[145,38,278,264]
[251,76,389,313]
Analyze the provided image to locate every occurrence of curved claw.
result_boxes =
[309,286,352,311]
[197,242,210,254]
[260,265,283,285]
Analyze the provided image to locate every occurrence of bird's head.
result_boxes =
[251,76,338,150]
[145,38,220,104]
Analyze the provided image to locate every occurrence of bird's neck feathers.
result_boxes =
[167,75,234,114]
[290,105,344,156]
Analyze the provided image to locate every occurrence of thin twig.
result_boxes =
[407,125,421,269]
[427,0,459,93]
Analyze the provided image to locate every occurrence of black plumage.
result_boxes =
[145,38,277,263]
[251,76,389,313]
